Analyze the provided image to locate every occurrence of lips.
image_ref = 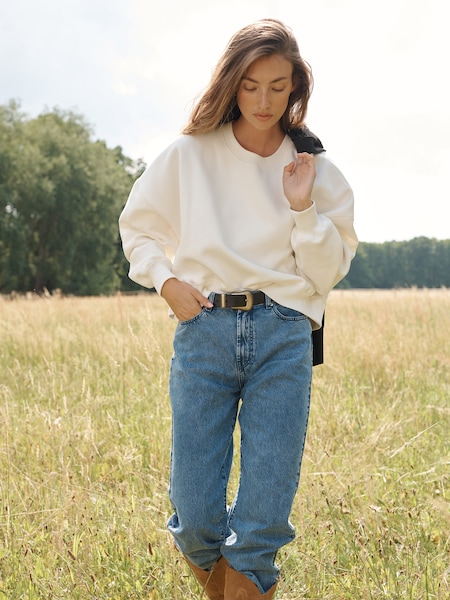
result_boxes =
[254,114,273,121]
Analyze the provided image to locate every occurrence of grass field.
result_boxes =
[0,289,449,599]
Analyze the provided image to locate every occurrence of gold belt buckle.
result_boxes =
[231,291,253,311]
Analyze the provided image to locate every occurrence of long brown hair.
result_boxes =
[182,19,313,135]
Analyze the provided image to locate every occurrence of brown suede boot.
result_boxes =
[185,556,227,599]
[224,565,278,599]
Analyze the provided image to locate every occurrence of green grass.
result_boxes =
[0,290,448,599]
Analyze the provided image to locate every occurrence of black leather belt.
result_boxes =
[212,291,266,311]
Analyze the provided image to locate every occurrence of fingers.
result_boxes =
[284,153,314,176]
[284,161,296,174]
[295,152,315,168]
[194,289,213,309]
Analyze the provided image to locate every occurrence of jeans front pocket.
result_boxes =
[178,307,209,326]
[271,302,307,322]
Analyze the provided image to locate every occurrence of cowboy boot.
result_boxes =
[185,556,227,599]
[224,565,278,599]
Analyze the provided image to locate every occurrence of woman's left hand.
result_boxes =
[282,152,316,212]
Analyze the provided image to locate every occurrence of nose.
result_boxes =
[257,89,270,109]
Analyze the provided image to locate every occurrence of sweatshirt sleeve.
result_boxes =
[290,153,358,295]
[118,144,181,293]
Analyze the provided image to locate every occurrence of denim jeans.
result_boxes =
[167,294,312,594]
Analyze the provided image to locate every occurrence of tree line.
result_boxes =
[338,237,450,289]
[1,101,448,295]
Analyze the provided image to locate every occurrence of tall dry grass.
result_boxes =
[0,290,448,599]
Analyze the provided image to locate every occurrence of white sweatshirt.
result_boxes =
[119,123,358,329]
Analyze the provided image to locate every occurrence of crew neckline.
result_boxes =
[222,122,291,163]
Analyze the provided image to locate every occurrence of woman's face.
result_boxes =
[236,54,295,132]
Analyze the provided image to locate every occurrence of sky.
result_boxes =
[1,0,449,243]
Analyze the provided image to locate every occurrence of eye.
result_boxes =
[243,86,257,92]
[272,87,286,93]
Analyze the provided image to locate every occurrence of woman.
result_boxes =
[119,18,357,599]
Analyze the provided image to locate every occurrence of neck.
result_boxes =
[232,119,285,157]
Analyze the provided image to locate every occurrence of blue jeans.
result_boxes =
[167,295,312,594]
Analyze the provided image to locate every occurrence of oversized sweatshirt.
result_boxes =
[119,123,358,329]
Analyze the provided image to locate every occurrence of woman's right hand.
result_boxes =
[160,278,213,321]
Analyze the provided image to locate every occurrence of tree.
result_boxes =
[0,101,143,294]
[0,101,29,290]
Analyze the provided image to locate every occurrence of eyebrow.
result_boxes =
[243,76,290,84]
